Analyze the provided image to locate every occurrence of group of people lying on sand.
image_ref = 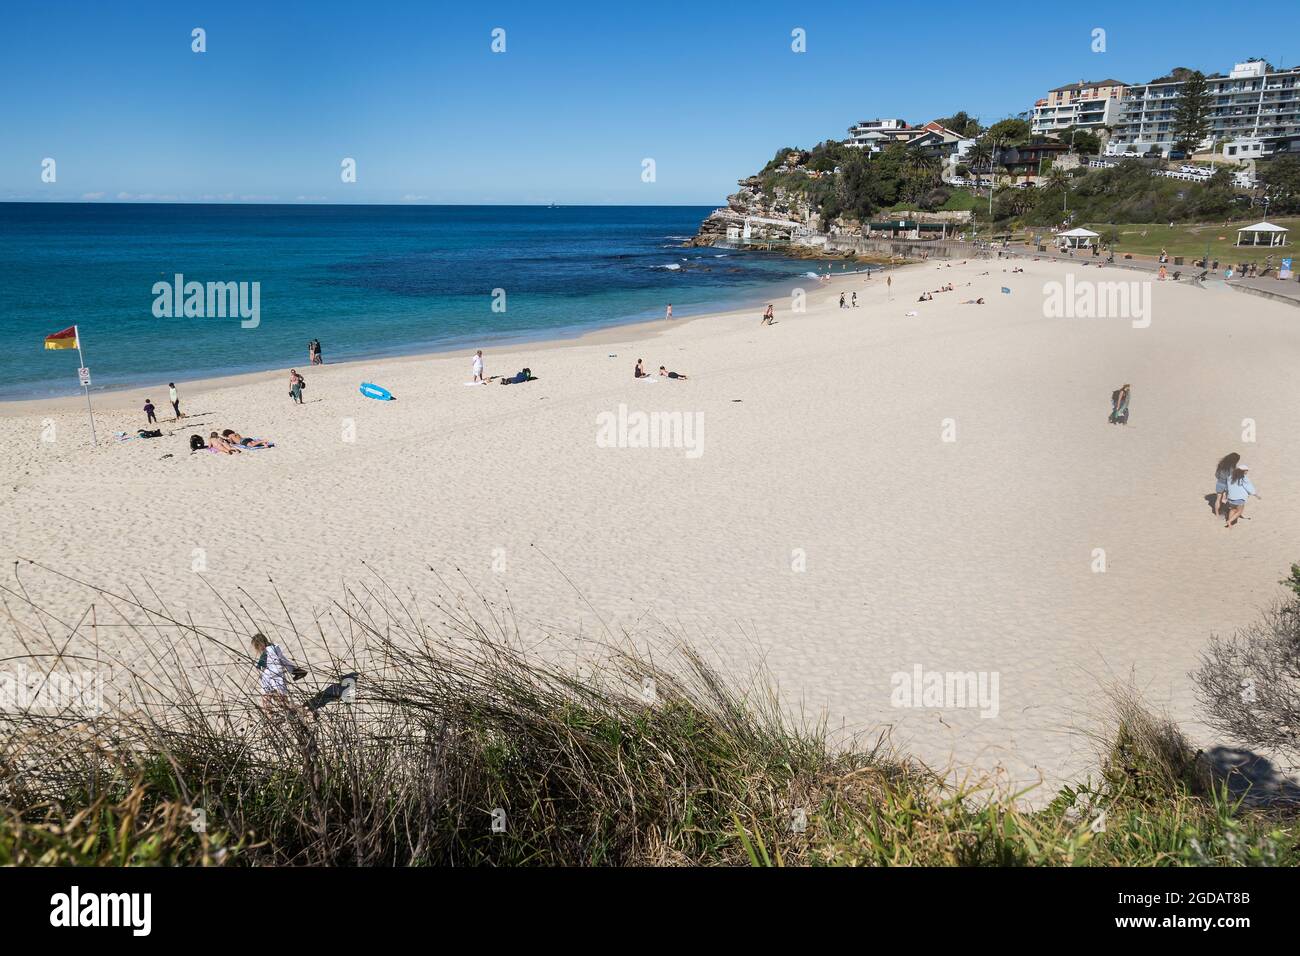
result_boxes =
[196,429,275,455]
[918,282,977,303]
[634,359,688,380]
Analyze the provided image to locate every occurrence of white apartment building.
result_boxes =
[1030,80,1128,136]
[1106,60,1300,158]
[845,118,915,152]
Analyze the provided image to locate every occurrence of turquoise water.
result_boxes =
[0,204,842,400]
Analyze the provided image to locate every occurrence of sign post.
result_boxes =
[74,325,97,448]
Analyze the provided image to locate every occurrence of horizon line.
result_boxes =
[0,199,723,208]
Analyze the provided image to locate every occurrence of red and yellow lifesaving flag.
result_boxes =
[44,326,78,350]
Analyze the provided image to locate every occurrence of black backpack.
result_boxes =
[189,434,205,451]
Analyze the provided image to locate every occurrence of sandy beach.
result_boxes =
[4,255,1299,796]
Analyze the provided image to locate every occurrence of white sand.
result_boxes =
[4,256,1299,795]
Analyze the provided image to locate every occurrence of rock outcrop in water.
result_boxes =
[687,173,821,248]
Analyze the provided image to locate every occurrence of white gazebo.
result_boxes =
[1057,227,1100,249]
[1236,221,1288,247]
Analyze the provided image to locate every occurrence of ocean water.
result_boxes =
[0,203,843,400]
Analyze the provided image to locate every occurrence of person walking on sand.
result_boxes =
[1214,452,1241,517]
[251,632,306,716]
[1224,464,1260,529]
[168,382,182,420]
[472,350,485,384]
[288,369,305,405]
[851,292,858,308]
[839,292,846,309]
[761,304,776,326]
[1108,384,1131,425]
[143,398,157,425]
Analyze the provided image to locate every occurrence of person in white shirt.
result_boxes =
[472,350,485,384]
[252,632,304,714]
[168,382,182,420]
[1224,464,1260,529]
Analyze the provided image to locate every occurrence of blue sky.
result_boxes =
[0,0,1288,204]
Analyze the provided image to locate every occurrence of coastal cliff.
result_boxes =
[688,160,823,248]
[687,140,973,252]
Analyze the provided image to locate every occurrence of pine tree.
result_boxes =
[1172,71,1212,154]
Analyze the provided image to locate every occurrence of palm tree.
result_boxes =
[1045,167,1071,212]
[966,142,993,182]
[903,152,940,201]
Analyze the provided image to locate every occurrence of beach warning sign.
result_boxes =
[78,366,91,387]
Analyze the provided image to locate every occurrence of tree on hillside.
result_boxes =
[933,111,983,137]
[1259,156,1300,214]
[805,140,849,173]
[965,141,993,176]
[1045,167,1071,212]
[1172,71,1212,154]
[1059,127,1101,155]
[983,118,1031,147]
[1148,66,1198,84]
[901,152,942,203]
[761,147,801,174]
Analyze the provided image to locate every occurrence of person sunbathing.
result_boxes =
[960,297,985,305]
[208,431,242,454]
[659,366,688,380]
[221,429,273,448]
[498,367,535,385]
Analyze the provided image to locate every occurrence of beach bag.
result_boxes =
[189,435,205,451]
[138,429,163,439]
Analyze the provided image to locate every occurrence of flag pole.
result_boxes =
[74,324,97,447]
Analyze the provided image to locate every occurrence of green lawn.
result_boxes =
[939,188,979,212]
[883,188,980,215]
[1080,219,1299,263]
